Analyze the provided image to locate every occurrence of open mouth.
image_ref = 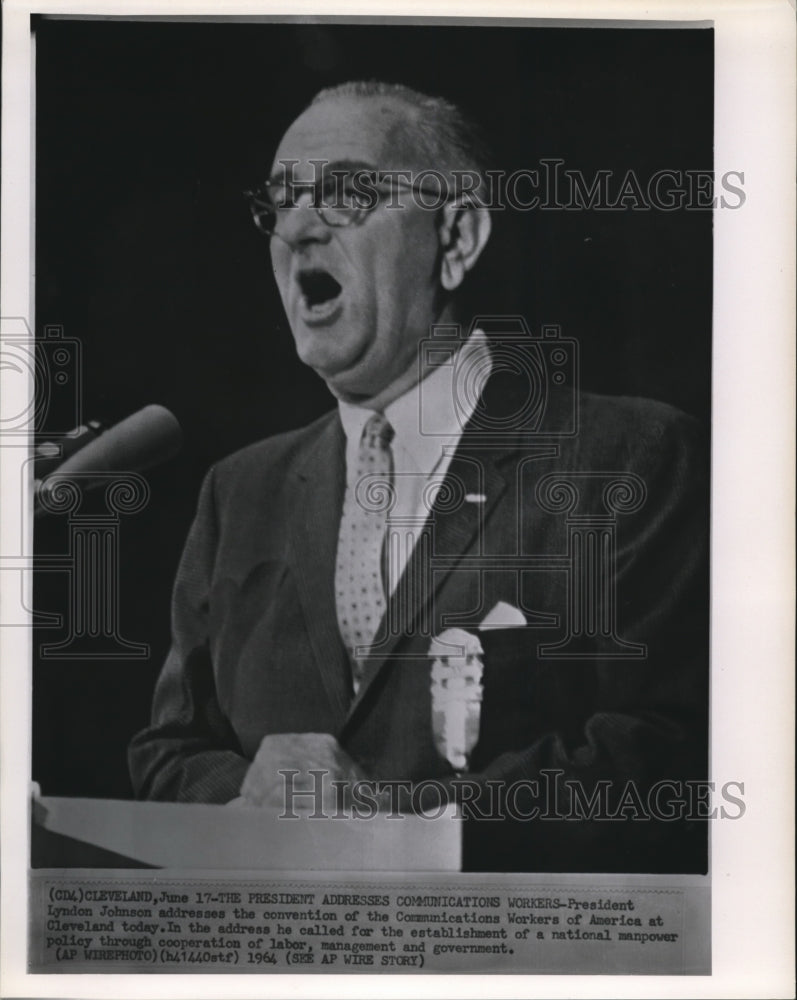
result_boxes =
[297,269,343,318]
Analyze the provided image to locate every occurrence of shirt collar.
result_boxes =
[338,329,491,472]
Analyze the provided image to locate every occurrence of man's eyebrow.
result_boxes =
[267,159,379,185]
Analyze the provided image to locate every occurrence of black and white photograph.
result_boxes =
[0,1,794,996]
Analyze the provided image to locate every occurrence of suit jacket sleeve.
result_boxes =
[128,466,249,803]
[492,410,707,779]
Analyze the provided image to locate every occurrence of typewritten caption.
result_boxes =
[29,873,708,974]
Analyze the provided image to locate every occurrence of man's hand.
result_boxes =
[237,733,367,811]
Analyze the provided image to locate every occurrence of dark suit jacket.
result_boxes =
[129,375,709,872]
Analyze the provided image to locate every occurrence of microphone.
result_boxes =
[36,405,182,508]
[34,420,105,478]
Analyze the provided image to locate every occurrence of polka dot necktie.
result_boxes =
[335,412,394,693]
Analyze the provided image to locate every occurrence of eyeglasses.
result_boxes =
[244,169,449,238]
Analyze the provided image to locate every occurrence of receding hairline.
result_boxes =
[280,90,429,170]
[302,81,492,176]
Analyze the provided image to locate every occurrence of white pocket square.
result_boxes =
[478,601,527,630]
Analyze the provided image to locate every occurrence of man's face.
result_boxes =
[268,96,443,401]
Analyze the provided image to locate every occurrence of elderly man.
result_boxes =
[129,81,708,872]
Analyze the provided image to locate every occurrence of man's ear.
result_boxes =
[438,201,492,292]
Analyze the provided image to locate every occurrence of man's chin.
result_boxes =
[314,360,381,403]
[303,345,415,406]
[292,328,370,388]
[296,345,365,394]
[322,368,402,406]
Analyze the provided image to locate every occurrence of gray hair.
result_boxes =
[309,80,493,180]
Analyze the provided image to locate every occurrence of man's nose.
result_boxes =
[272,193,331,249]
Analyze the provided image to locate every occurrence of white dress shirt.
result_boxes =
[338,330,492,597]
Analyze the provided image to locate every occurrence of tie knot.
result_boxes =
[363,412,393,450]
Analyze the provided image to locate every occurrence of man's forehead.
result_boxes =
[271,95,421,179]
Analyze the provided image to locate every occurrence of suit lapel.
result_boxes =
[288,415,352,727]
[343,440,509,724]
[306,363,564,729]
[341,359,564,727]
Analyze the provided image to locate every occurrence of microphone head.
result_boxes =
[54,404,182,479]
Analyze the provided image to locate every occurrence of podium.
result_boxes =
[32,796,462,871]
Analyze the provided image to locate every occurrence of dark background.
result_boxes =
[32,18,713,798]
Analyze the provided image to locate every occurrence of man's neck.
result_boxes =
[332,304,459,413]
[346,358,432,413]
